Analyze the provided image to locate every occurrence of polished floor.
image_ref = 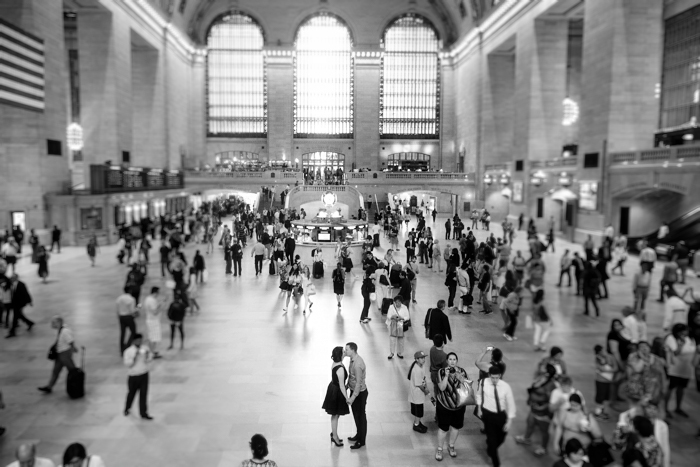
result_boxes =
[1,216,699,467]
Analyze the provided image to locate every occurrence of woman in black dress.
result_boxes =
[37,245,50,283]
[322,346,350,446]
[332,262,345,310]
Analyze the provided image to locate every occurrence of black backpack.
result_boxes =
[167,301,186,322]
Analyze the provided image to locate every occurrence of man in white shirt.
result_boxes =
[143,287,163,359]
[38,317,77,394]
[6,443,55,467]
[623,308,648,343]
[123,333,153,420]
[251,240,266,276]
[663,288,689,331]
[116,286,137,355]
[476,366,516,467]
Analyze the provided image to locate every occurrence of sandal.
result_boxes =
[435,448,443,461]
[448,445,456,458]
[534,447,546,457]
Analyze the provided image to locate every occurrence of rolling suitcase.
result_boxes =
[381,297,393,315]
[269,260,276,275]
[313,261,324,279]
[67,346,86,399]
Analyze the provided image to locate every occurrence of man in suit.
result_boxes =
[284,233,296,264]
[6,274,34,338]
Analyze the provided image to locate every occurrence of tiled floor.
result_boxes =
[1,216,699,466]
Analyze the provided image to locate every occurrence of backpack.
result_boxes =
[167,301,186,322]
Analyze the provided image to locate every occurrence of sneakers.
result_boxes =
[38,386,52,394]
[412,423,428,433]
[360,319,370,324]
[515,436,531,445]
[435,448,443,461]
[503,333,513,342]
[448,445,456,458]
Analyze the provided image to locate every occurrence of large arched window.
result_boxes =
[380,14,440,138]
[207,13,266,137]
[294,14,353,138]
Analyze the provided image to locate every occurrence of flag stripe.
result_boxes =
[0,45,44,67]
[0,77,44,97]
[0,68,44,87]
[0,19,44,46]
[0,90,44,110]
[0,58,44,79]
[0,51,44,75]
[0,30,43,56]
[0,35,44,63]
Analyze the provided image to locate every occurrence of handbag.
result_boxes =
[390,318,404,337]
[403,319,411,332]
[425,308,433,338]
[369,292,377,302]
[456,379,476,407]
[47,327,62,361]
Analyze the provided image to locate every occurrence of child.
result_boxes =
[408,351,431,433]
[593,345,617,420]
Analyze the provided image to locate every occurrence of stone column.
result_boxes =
[482,52,516,164]
[440,58,456,171]
[354,53,381,170]
[514,18,569,162]
[78,10,132,169]
[131,46,165,167]
[266,52,294,162]
[188,55,206,168]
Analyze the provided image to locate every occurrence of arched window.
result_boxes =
[380,14,440,138]
[207,13,266,136]
[295,14,353,138]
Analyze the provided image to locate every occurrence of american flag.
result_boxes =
[0,18,45,112]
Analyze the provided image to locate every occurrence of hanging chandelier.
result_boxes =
[66,123,84,151]
[562,98,579,126]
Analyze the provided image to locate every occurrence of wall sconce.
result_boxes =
[499,174,510,185]
[483,175,493,186]
[530,177,542,187]
[558,172,572,187]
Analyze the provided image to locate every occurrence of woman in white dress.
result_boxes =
[187,267,200,314]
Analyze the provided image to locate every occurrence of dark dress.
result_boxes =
[322,364,350,416]
[332,269,345,295]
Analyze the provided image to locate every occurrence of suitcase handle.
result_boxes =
[81,346,86,370]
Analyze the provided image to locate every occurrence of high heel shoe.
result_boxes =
[330,433,344,447]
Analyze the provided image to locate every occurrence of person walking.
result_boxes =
[231,239,243,276]
[424,300,452,342]
[344,342,368,450]
[87,234,99,267]
[159,242,170,277]
[224,241,233,275]
[5,274,34,338]
[115,286,137,354]
[123,333,153,420]
[445,219,451,240]
[572,252,584,295]
[322,346,350,447]
[251,240,265,276]
[359,269,374,324]
[332,262,346,310]
[434,352,470,461]
[515,364,558,457]
[445,252,458,310]
[36,245,49,283]
[476,365,516,467]
[386,295,410,359]
[38,316,77,394]
[502,286,522,342]
[664,323,696,418]
[432,240,443,272]
[143,287,163,359]
[632,266,652,312]
[531,289,551,351]
[408,351,430,433]
[124,263,145,306]
[241,434,277,467]
[193,250,205,283]
[582,262,601,317]
[456,262,472,314]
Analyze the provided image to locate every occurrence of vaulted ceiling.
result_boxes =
[149,0,504,48]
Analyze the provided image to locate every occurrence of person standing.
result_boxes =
[432,208,437,223]
[159,242,170,277]
[582,262,601,317]
[557,250,572,287]
[664,323,696,418]
[445,218,451,240]
[123,333,153,420]
[143,287,163,359]
[531,289,551,351]
[38,317,77,394]
[518,213,524,231]
[476,365,516,467]
[639,241,657,273]
[167,291,187,350]
[224,241,233,275]
[408,351,430,433]
[116,286,137,354]
[241,434,277,467]
[251,240,265,276]
[672,240,690,284]
[6,274,34,338]
[322,346,350,447]
[344,342,368,450]
[424,300,452,342]
[125,263,145,306]
[572,252,584,295]
[359,269,374,324]
[193,250,205,283]
[284,234,296,264]
[434,352,469,460]
[231,239,243,276]
[86,234,99,267]
[1,237,19,275]
[28,229,39,264]
[386,295,410,359]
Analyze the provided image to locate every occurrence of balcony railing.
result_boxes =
[530,157,578,169]
[609,146,700,166]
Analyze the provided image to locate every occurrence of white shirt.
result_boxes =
[476,378,516,419]
[663,296,689,330]
[623,314,648,343]
[56,326,75,353]
[115,293,136,317]
[408,362,427,404]
[604,226,614,238]
[143,295,160,320]
[6,458,55,467]
[1,243,17,257]
[123,345,152,376]
[386,303,410,328]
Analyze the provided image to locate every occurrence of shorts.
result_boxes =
[436,402,466,432]
[669,375,689,390]
[410,403,424,418]
[595,381,612,404]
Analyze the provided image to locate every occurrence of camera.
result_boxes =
[449,368,456,374]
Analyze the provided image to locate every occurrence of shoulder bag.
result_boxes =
[424,308,433,339]
[47,326,62,360]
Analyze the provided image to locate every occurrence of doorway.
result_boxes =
[11,211,26,232]
[619,206,630,236]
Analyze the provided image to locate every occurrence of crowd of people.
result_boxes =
[1,193,699,466]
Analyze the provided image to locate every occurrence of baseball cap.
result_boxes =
[414,351,427,359]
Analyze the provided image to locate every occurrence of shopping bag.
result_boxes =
[202,270,209,283]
